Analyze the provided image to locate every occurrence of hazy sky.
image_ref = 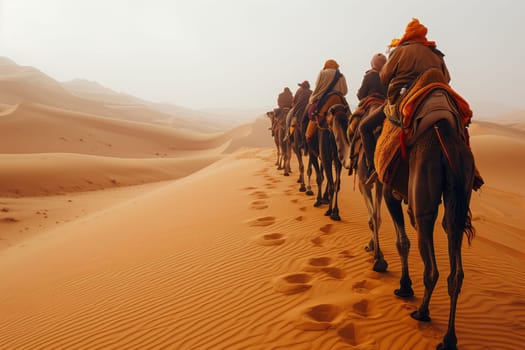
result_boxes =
[1,0,524,113]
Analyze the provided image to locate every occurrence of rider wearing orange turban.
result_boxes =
[381,18,450,106]
[389,18,436,49]
[360,18,451,185]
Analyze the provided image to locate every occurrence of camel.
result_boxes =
[282,108,307,191]
[304,127,327,204]
[379,90,476,350]
[333,101,389,272]
[311,92,350,221]
[266,109,288,170]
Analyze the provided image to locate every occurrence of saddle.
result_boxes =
[376,69,473,185]
[347,96,385,174]
[316,92,350,126]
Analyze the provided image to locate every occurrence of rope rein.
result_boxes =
[433,124,455,175]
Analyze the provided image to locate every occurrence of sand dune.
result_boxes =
[224,115,274,151]
[0,133,523,349]
[0,152,221,197]
[0,57,235,131]
[469,121,525,195]
[63,78,255,131]
[0,102,245,157]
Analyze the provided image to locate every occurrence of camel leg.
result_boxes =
[283,140,291,176]
[321,158,334,216]
[306,157,314,196]
[370,181,387,272]
[330,161,342,221]
[295,146,306,192]
[433,229,463,350]
[310,155,324,206]
[359,175,375,252]
[411,212,439,323]
[321,169,331,205]
[384,188,413,297]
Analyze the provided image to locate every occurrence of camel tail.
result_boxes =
[436,120,476,245]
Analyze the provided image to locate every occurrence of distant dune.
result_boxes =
[0,57,250,131]
[0,102,242,157]
[224,115,274,152]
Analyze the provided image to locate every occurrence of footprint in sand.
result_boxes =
[352,299,369,317]
[351,279,381,294]
[323,267,346,279]
[338,323,377,348]
[264,183,277,189]
[303,257,333,272]
[242,186,258,191]
[274,273,312,294]
[319,224,334,234]
[290,198,299,203]
[339,250,355,258]
[256,232,286,246]
[250,191,269,199]
[303,257,346,279]
[299,206,307,212]
[251,200,268,210]
[247,216,276,227]
[294,216,304,221]
[311,236,324,247]
[295,304,342,331]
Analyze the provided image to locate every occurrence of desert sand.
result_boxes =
[0,59,524,349]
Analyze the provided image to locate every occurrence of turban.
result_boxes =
[389,18,436,48]
[323,59,339,69]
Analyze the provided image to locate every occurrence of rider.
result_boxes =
[273,87,293,136]
[356,53,388,183]
[357,53,387,101]
[305,59,348,147]
[277,87,293,109]
[360,18,450,185]
[284,80,312,143]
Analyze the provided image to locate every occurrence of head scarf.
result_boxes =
[323,59,339,70]
[298,80,310,89]
[389,18,436,48]
[370,53,387,71]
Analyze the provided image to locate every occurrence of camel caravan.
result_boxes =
[266,18,484,350]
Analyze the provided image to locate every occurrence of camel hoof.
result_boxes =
[305,190,314,196]
[324,208,332,216]
[284,172,290,176]
[299,185,306,192]
[330,212,341,221]
[373,259,388,272]
[410,310,431,322]
[296,178,302,183]
[314,200,323,207]
[321,199,330,205]
[436,342,457,350]
[394,287,414,298]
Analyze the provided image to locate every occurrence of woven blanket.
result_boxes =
[374,118,401,184]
